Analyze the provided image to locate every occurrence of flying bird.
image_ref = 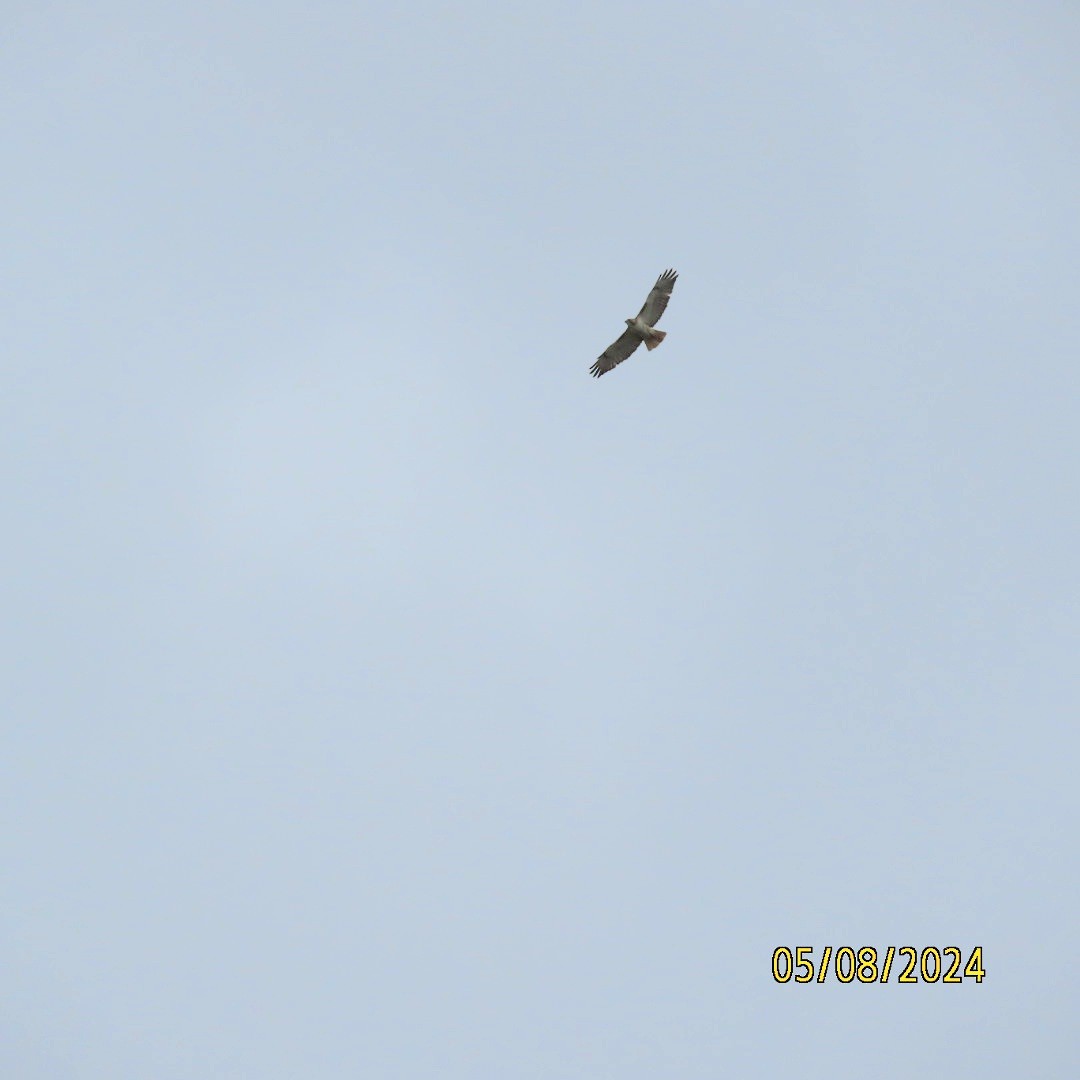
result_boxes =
[590,268,678,377]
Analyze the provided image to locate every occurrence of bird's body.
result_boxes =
[626,315,664,346]
[590,269,678,377]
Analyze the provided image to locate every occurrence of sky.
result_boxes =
[4,1,1079,1076]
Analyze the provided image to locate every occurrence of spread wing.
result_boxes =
[637,268,678,326]
[590,327,642,378]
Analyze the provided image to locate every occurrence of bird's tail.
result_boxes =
[644,328,667,351]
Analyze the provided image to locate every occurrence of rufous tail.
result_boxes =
[644,329,667,351]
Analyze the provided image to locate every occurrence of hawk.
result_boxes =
[590,268,678,377]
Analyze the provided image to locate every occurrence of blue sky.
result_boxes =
[4,2,1079,1076]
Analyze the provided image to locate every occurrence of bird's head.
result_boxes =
[624,318,635,327]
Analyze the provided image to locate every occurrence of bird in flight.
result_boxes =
[590,268,678,377]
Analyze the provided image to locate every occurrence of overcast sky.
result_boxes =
[4,2,1079,1076]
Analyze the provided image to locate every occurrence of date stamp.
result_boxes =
[771,946,985,984]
